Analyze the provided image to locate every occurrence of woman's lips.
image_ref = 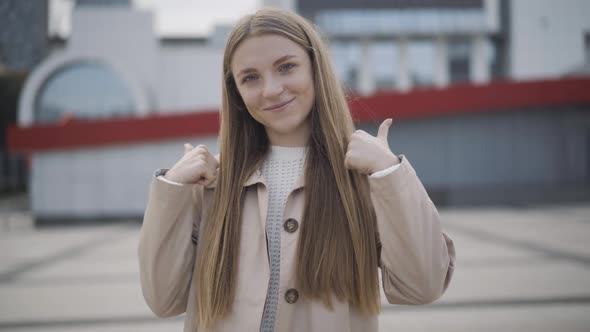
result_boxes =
[264,97,295,111]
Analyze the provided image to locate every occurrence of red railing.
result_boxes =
[8,77,590,153]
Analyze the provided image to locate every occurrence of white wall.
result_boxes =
[156,45,223,113]
[32,137,219,218]
[22,6,226,219]
[262,0,295,12]
[72,7,161,110]
[19,7,159,125]
[510,0,590,80]
[72,7,224,114]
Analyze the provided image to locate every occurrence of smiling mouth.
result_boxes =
[264,97,295,111]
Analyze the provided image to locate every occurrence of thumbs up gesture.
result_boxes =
[165,144,219,186]
[344,118,400,174]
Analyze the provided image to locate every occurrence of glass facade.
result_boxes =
[35,62,135,124]
[330,41,398,92]
[317,5,497,92]
[316,9,489,37]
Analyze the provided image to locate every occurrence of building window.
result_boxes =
[449,38,471,83]
[329,41,358,90]
[35,61,135,124]
[331,41,398,93]
[408,40,435,87]
[373,41,397,91]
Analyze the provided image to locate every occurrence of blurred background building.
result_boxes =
[3,0,590,223]
[0,0,48,195]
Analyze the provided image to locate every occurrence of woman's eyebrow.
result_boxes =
[236,55,297,77]
[273,54,296,66]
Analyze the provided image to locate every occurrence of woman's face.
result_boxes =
[231,34,315,147]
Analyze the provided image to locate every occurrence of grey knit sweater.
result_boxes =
[259,146,306,332]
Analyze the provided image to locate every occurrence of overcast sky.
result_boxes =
[49,0,261,37]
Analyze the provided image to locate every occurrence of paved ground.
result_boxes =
[1,203,590,331]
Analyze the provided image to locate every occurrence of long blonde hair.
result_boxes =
[194,8,380,328]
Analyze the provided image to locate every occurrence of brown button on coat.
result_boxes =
[138,155,456,332]
[283,218,299,233]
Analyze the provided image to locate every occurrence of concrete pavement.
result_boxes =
[1,204,589,331]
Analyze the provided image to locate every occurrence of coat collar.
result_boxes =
[205,169,305,190]
[206,151,306,190]
[243,169,264,187]
[244,169,305,190]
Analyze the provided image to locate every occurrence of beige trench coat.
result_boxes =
[138,155,456,332]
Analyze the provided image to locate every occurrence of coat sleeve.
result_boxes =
[138,176,203,317]
[369,155,456,305]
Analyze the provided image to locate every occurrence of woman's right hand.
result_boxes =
[164,144,219,186]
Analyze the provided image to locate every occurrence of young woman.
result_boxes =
[139,8,455,332]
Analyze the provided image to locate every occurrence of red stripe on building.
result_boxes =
[348,77,590,121]
[8,78,590,152]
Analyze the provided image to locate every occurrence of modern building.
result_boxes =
[0,0,49,193]
[11,1,223,222]
[7,0,590,223]
[296,0,590,93]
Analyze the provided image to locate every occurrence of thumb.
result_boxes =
[184,143,193,155]
[377,118,393,144]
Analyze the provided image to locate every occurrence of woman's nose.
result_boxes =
[262,76,284,98]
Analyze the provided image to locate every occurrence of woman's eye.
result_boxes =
[279,63,296,72]
[242,74,258,83]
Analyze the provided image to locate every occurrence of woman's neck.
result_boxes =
[268,145,306,160]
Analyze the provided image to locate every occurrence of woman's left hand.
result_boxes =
[345,118,400,174]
